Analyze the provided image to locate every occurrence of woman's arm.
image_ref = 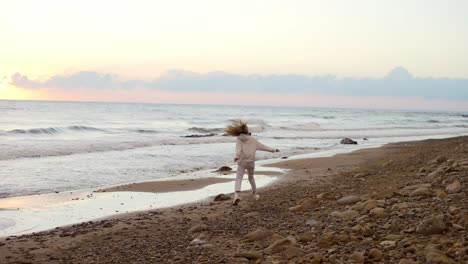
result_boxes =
[255,139,279,153]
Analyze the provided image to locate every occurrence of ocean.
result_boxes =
[1,100,468,199]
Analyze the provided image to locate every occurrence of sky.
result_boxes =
[1,0,467,110]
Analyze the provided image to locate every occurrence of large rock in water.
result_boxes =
[340,138,358,144]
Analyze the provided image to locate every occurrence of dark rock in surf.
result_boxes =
[214,193,231,202]
[181,133,217,138]
[340,138,358,145]
[211,166,233,173]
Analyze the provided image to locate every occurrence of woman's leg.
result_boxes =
[246,162,256,194]
[235,162,246,192]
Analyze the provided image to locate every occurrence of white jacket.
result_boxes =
[235,134,276,162]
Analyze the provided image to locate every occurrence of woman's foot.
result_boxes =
[254,194,260,201]
[232,192,240,205]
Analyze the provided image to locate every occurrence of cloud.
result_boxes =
[9,67,468,101]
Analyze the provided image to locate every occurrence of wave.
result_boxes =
[4,126,105,135]
[134,129,160,134]
[188,127,223,133]
[280,122,322,131]
[0,135,234,161]
[427,119,440,123]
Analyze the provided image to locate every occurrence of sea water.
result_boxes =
[1,100,468,198]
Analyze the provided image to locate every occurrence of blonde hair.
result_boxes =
[224,120,249,136]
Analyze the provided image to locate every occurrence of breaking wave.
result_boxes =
[4,126,105,135]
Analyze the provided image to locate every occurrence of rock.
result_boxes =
[233,251,262,260]
[434,155,448,164]
[416,215,446,235]
[425,246,455,264]
[285,246,301,259]
[182,133,217,138]
[427,168,445,180]
[436,191,448,199]
[380,240,396,248]
[398,259,418,264]
[290,198,319,211]
[368,249,383,261]
[213,193,231,201]
[352,199,380,212]
[402,183,431,190]
[373,189,395,199]
[211,166,233,173]
[317,236,336,249]
[409,187,431,197]
[242,228,273,242]
[337,195,361,205]
[445,180,461,193]
[228,257,249,264]
[189,224,208,234]
[265,238,295,254]
[369,207,385,216]
[299,232,315,242]
[330,210,359,220]
[242,212,260,218]
[306,219,320,227]
[317,192,335,200]
[348,251,365,262]
[341,138,358,144]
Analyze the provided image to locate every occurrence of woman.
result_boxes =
[225,120,279,205]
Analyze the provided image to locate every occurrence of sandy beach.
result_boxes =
[0,136,467,263]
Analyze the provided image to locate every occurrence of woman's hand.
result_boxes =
[274,149,280,152]
[234,157,239,162]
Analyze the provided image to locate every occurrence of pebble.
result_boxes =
[416,215,446,235]
[337,195,361,205]
[368,248,383,261]
[445,180,461,193]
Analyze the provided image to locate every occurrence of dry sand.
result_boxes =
[0,136,467,263]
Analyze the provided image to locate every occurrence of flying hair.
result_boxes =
[224,120,249,136]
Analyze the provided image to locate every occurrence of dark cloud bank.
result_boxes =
[10,67,468,100]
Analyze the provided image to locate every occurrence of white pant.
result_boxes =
[235,161,256,193]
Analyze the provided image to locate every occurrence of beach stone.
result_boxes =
[341,138,357,144]
[427,169,445,180]
[392,202,409,210]
[409,187,431,197]
[189,224,208,234]
[434,156,448,164]
[242,212,260,218]
[306,219,320,227]
[349,251,365,262]
[445,180,461,193]
[368,248,383,261]
[317,236,336,249]
[212,166,232,172]
[402,183,431,190]
[425,246,455,264]
[317,192,335,200]
[213,193,231,201]
[299,232,315,242]
[416,215,446,235]
[233,251,262,260]
[330,210,359,220]
[337,195,361,205]
[265,238,295,254]
[369,207,385,216]
[398,259,418,264]
[352,199,379,212]
[243,228,273,242]
[285,246,301,259]
[228,257,249,264]
[373,189,395,199]
[380,240,396,248]
[436,191,448,199]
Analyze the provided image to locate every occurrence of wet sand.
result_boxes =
[0,136,467,263]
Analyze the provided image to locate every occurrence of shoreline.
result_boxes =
[0,136,466,263]
[0,134,464,238]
